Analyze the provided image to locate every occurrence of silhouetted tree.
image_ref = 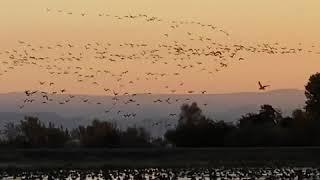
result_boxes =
[238,104,281,128]
[119,127,151,147]
[179,102,206,126]
[2,116,70,148]
[305,72,320,121]
[226,105,284,146]
[79,119,120,147]
[20,116,47,147]
[259,104,282,124]
[45,125,69,148]
[165,102,234,147]
[3,122,21,143]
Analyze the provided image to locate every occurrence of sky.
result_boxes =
[0,0,320,95]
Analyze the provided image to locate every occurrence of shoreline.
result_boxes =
[0,147,320,169]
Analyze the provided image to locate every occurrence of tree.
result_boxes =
[120,127,151,147]
[79,119,120,147]
[291,109,309,128]
[238,104,282,128]
[178,102,209,127]
[45,125,69,148]
[20,116,47,147]
[165,102,234,147]
[235,105,283,146]
[3,122,21,143]
[305,72,320,120]
[18,116,69,148]
[259,104,282,124]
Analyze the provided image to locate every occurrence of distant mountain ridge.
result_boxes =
[0,89,306,136]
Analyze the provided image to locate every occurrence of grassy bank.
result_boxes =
[0,147,320,169]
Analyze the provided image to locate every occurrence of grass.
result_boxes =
[0,147,320,169]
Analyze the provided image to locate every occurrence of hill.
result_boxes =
[0,89,305,136]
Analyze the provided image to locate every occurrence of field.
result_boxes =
[0,147,320,169]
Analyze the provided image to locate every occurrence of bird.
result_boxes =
[24,90,37,96]
[113,91,119,96]
[42,95,49,101]
[9,11,312,118]
[258,81,270,91]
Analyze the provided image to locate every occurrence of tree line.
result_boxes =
[1,117,152,148]
[165,73,320,147]
[1,73,320,148]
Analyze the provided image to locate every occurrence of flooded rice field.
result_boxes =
[1,167,320,179]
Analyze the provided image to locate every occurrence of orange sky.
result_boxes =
[0,0,320,95]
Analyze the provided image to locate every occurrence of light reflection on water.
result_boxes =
[2,167,320,180]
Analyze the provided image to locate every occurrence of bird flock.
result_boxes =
[0,8,319,123]
[1,167,319,179]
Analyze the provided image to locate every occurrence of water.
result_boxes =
[1,167,319,179]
